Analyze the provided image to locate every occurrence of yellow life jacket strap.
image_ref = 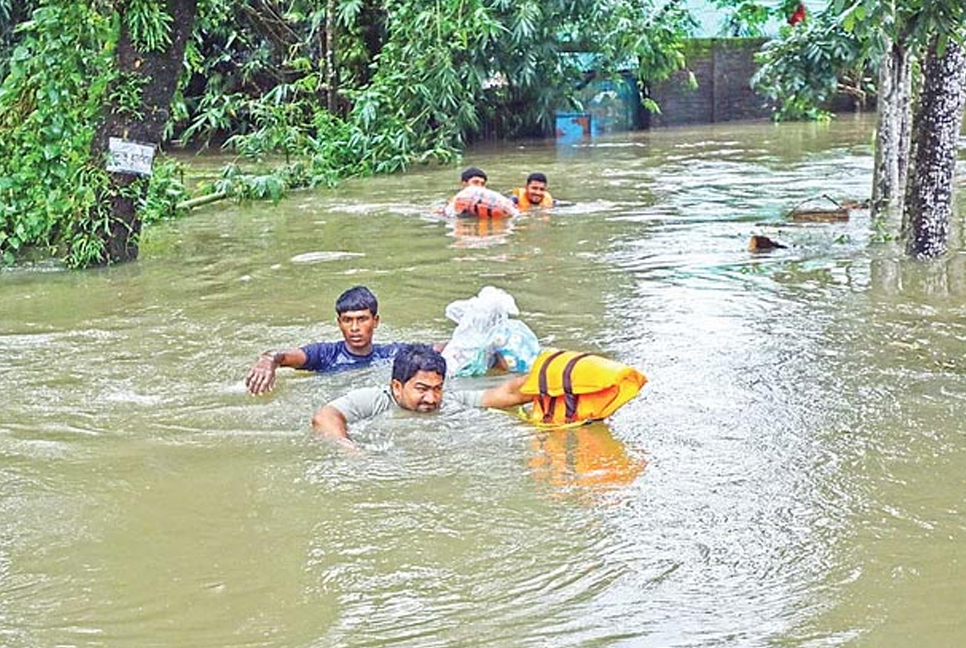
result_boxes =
[537,349,566,423]
[538,350,591,423]
[560,352,591,422]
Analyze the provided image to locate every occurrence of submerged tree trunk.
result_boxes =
[903,37,966,259]
[872,37,914,221]
[87,0,198,265]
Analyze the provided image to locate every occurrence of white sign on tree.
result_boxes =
[106,138,155,176]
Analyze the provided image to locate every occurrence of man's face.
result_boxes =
[525,180,547,204]
[463,175,487,188]
[337,309,379,353]
[392,370,445,412]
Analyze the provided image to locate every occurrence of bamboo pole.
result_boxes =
[176,191,227,211]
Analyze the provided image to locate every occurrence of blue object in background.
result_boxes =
[555,112,593,143]
[577,73,643,135]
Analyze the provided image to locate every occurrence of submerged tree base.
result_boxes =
[903,38,966,259]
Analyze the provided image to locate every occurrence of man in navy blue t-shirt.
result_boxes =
[245,286,406,395]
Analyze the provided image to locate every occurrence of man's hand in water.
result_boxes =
[245,353,278,395]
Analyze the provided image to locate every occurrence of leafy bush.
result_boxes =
[0,3,113,265]
[752,11,875,121]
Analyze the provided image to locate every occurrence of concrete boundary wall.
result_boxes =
[645,38,774,127]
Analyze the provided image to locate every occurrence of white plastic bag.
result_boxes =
[442,286,540,376]
[487,318,541,373]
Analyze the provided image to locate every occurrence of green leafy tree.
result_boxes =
[711,0,801,37]
[0,3,113,266]
[1,1,34,78]
[750,0,965,258]
[173,0,697,199]
[83,0,198,265]
[834,0,966,258]
[751,9,873,121]
[1,0,697,268]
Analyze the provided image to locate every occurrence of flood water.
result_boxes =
[1,115,965,647]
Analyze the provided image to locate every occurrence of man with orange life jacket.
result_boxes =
[509,172,556,210]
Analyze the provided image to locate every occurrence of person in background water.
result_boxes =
[509,172,556,210]
[442,166,490,216]
[245,285,406,395]
[311,344,528,449]
[458,166,488,188]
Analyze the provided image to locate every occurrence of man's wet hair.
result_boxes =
[335,285,378,316]
[392,344,447,384]
[526,172,548,185]
[461,167,487,183]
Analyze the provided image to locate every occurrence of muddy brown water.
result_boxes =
[1,115,964,647]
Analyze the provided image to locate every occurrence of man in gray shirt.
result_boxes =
[312,344,528,449]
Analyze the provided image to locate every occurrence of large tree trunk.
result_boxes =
[88,0,198,265]
[871,37,914,221]
[903,37,966,259]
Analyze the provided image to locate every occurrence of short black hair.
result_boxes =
[461,167,487,183]
[392,344,447,384]
[335,285,378,316]
[526,172,548,185]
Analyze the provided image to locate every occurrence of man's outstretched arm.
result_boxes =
[245,348,309,395]
[480,375,529,409]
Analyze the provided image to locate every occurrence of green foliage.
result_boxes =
[109,71,148,119]
[1,1,35,79]
[177,0,695,193]
[142,157,191,225]
[711,0,771,37]
[0,1,194,267]
[60,162,113,269]
[592,1,694,87]
[60,157,187,267]
[0,2,115,266]
[178,0,696,147]
[124,0,173,52]
[752,11,874,121]
[213,163,288,202]
[709,0,806,37]
[1,0,697,268]
[834,0,966,50]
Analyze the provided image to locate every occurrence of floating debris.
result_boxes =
[786,194,851,222]
[290,251,364,264]
[748,235,786,252]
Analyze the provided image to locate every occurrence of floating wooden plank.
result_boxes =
[788,208,850,222]
[786,194,851,222]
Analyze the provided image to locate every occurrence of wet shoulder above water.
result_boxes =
[2,115,965,648]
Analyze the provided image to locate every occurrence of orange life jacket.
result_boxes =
[520,349,646,426]
[510,187,555,210]
[447,186,519,219]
